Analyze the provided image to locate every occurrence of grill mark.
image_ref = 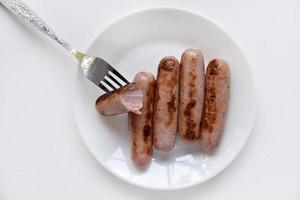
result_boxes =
[201,61,219,133]
[145,111,152,120]
[167,64,179,124]
[188,72,197,98]
[184,100,197,140]
[183,68,198,140]
[157,57,179,126]
[143,80,155,142]
[167,95,176,112]
[131,77,155,162]
[143,125,151,141]
[145,81,155,119]
[184,100,196,118]
[201,86,217,133]
[186,120,196,140]
[143,145,152,155]
[209,59,219,76]
[167,95,176,125]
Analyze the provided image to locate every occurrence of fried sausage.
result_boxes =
[96,83,143,115]
[153,56,180,152]
[129,72,156,169]
[199,58,230,153]
[178,49,205,143]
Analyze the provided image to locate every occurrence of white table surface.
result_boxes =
[1,0,300,199]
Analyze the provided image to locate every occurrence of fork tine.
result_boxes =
[103,78,117,90]
[98,82,110,93]
[108,67,130,84]
[106,73,123,87]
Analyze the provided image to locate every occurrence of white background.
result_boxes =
[0,0,300,199]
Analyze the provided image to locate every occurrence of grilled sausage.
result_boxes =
[96,83,143,115]
[129,72,156,169]
[178,49,205,143]
[153,56,180,152]
[199,59,230,153]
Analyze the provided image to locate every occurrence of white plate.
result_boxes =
[73,8,255,190]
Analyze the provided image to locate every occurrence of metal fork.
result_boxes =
[0,0,129,92]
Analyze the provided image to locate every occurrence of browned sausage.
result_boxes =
[95,83,143,115]
[129,72,156,169]
[153,56,180,152]
[200,58,230,153]
[178,49,205,143]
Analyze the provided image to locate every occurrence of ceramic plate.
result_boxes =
[73,8,255,190]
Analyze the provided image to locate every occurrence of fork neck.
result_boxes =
[70,49,86,63]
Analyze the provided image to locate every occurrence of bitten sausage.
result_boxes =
[153,56,180,152]
[178,49,205,143]
[199,59,230,153]
[129,72,156,169]
[96,83,143,115]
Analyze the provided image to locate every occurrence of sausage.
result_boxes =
[129,72,156,169]
[178,49,205,143]
[95,83,143,115]
[153,56,180,152]
[199,58,230,153]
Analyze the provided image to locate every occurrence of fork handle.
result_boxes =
[0,0,73,52]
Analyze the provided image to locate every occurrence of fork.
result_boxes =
[0,0,129,92]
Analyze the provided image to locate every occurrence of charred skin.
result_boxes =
[178,49,205,143]
[129,72,156,169]
[199,59,230,153]
[153,56,180,152]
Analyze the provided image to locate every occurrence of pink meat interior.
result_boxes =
[121,84,143,114]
